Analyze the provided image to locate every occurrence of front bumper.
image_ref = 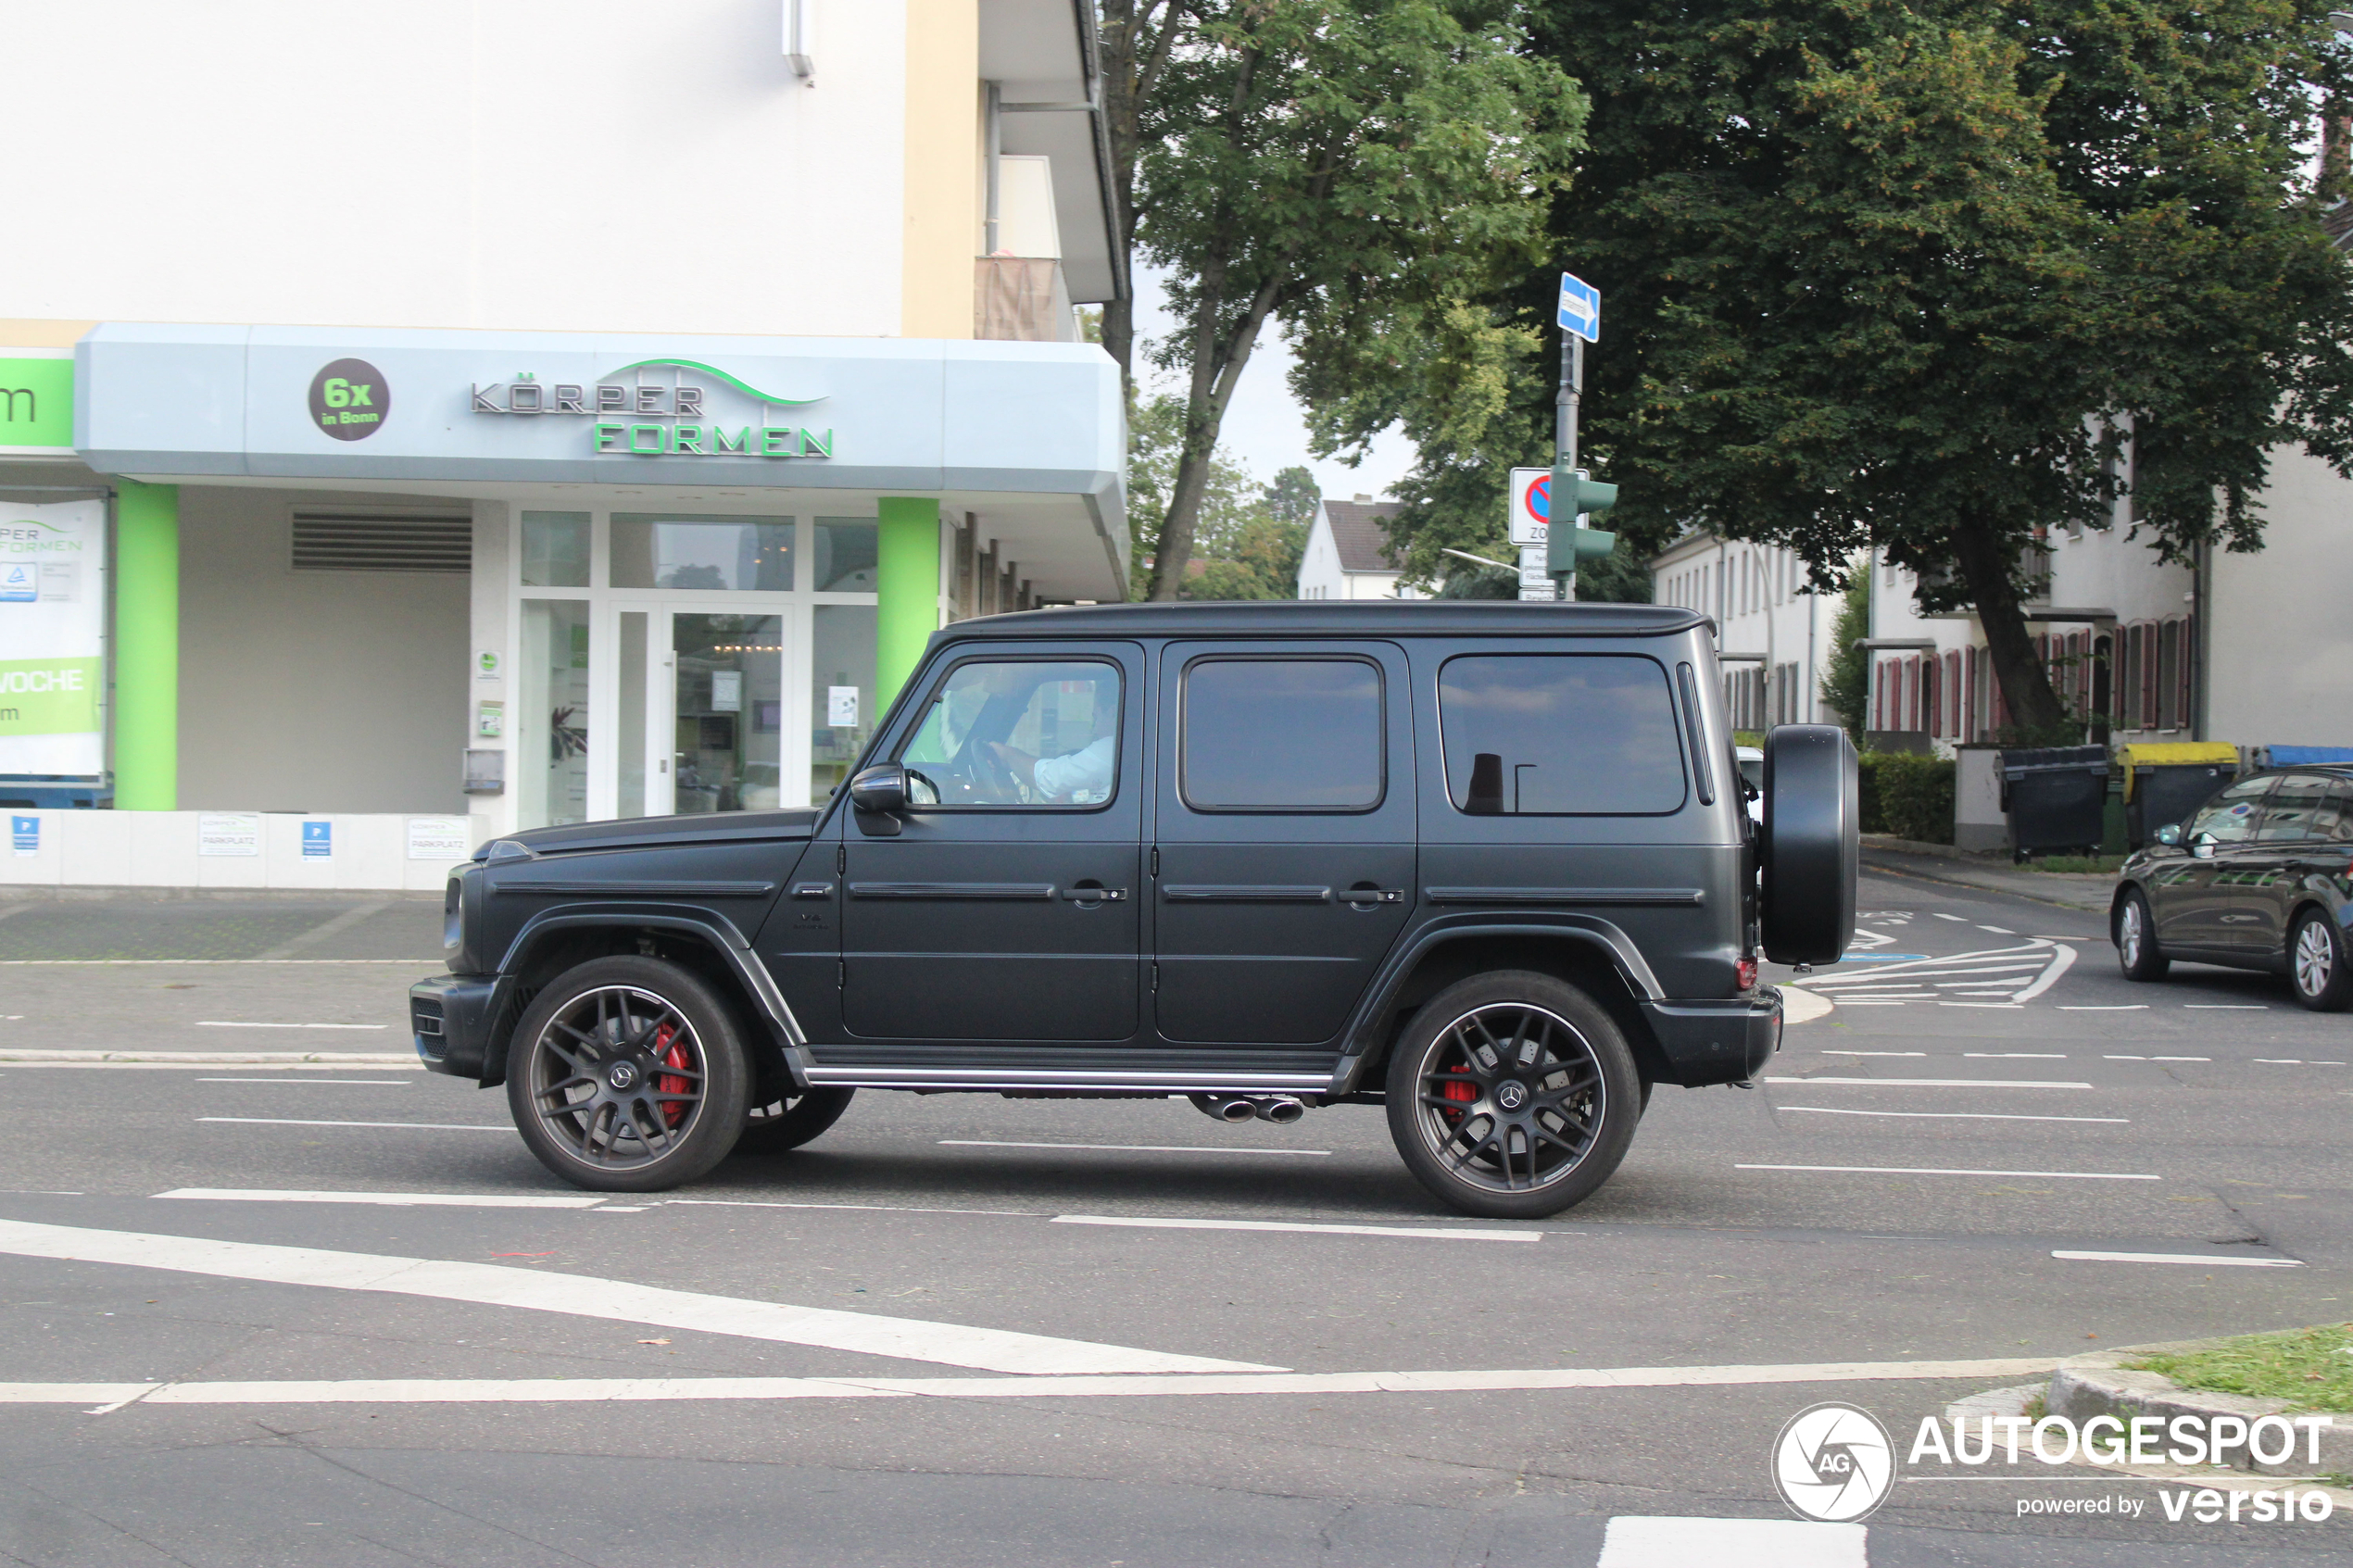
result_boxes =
[409,972,505,1082]
[1638,985,1782,1087]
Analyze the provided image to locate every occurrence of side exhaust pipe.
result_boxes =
[1254,1096,1305,1125]
[1189,1093,1310,1124]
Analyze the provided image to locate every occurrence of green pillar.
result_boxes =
[113,479,179,809]
[875,495,941,710]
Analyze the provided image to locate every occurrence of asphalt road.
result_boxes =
[0,873,2347,1566]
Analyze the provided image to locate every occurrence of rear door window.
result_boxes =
[1439,654,1686,814]
[1179,658,1384,810]
[2257,773,2337,841]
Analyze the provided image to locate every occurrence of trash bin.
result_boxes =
[2000,746,2110,863]
[2251,745,2353,769]
[2118,742,2239,849]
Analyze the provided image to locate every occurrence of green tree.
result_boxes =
[1818,575,1871,736]
[1301,0,2353,729]
[1101,0,1584,601]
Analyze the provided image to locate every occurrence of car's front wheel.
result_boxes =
[2288,909,2353,1012]
[506,956,749,1192]
[1385,971,1641,1220]
[2115,890,2170,982]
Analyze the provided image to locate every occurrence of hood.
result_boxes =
[479,809,822,860]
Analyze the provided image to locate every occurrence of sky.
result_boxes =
[1127,266,1421,505]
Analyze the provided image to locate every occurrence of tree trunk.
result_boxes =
[1951,523,2071,737]
[1149,415,1221,600]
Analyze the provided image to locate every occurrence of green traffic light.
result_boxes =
[1544,473,1620,574]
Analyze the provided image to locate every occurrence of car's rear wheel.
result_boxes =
[1385,971,1641,1220]
[2115,890,2170,982]
[506,956,749,1192]
[736,1087,856,1155]
[2288,909,2352,1012]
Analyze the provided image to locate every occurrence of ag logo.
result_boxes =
[1772,1401,1894,1521]
[308,358,390,441]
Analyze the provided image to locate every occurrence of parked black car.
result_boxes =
[2112,765,2353,1010]
[411,603,1858,1218]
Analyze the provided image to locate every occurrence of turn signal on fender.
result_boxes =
[1737,957,1758,991]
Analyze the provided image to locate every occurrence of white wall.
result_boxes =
[2,2,908,338]
[1295,512,1343,599]
[177,485,470,814]
[0,810,467,890]
[2208,445,2353,746]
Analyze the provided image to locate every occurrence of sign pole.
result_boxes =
[1550,332,1582,601]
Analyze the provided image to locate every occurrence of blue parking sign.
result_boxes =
[302,821,333,859]
[10,816,37,857]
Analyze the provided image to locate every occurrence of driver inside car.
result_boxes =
[985,697,1114,803]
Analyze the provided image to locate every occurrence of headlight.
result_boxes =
[443,864,484,973]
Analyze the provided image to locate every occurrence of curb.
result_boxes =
[1860,847,2114,913]
[2045,1342,2351,1477]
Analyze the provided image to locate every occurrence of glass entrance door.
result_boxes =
[615,607,796,818]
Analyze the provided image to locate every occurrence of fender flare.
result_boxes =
[1326,914,1664,1096]
[484,906,810,1091]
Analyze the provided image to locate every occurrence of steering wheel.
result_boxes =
[963,742,1018,803]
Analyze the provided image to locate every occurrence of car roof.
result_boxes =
[937,601,1710,640]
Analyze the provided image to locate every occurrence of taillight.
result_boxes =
[1736,956,1757,992]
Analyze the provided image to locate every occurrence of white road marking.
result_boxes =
[2318,1061,2348,1066]
[1051,1215,1539,1243]
[1965,1053,2067,1059]
[1764,1077,2092,1089]
[1779,1108,2128,1124]
[195,1022,388,1031]
[2052,1250,2302,1269]
[2031,935,2088,942]
[196,1078,409,1085]
[2255,1059,2304,1064]
[0,1355,2069,1408]
[0,1050,419,1067]
[1978,925,2017,935]
[1780,987,1835,1024]
[198,1118,510,1132]
[2010,939,2077,1001]
[0,959,428,965]
[938,1140,1332,1158]
[1599,1516,1866,1568]
[2184,1005,2269,1010]
[1932,912,1969,922]
[0,1218,1273,1376]
[155,1188,600,1210]
[1739,1164,2158,1181]
[2103,1054,2212,1061]
[1819,1050,1925,1057]
[2059,1005,2145,1010]
[666,1198,1040,1218]
[1831,1000,1909,1006]
[1940,1002,2023,1009]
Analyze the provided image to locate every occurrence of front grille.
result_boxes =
[293,513,472,573]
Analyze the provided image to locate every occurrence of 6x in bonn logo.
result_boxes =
[308,358,390,441]
[1774,1401,1896,1522]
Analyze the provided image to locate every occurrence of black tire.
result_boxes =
[505,956,750,1192]
[2288,909,2353,1012]
[1385,971,1642,1220]
[1759,724,1860,965]
[2114,889,2170,983]
[736,1087,856,1155]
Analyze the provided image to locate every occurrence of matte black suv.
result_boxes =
[412,603,1858,1219]
[2112,764,2353,1010]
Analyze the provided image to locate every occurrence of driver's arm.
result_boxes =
[985,740,1039,791]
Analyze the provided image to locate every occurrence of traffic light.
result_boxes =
[1545,472,1619,576]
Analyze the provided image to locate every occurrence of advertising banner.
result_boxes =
[0,498,106,776]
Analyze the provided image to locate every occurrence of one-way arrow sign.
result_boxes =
[1556,271,1600,343]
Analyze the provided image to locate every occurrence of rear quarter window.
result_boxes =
[1439,653,1687,815]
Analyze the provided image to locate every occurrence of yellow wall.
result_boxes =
[901,0,980,340]
[0,320,98,347]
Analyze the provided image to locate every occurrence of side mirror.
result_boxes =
[848,763,908,835]
[2154,822,2183,847]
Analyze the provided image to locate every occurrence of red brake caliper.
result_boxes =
[652,1022,691,1127]
[1440,1063,1477,1119]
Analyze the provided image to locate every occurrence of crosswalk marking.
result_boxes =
[1598,1517,1867,1567]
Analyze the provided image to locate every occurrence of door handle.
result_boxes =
[1061,885,1127,903]
[1342,887,1405,907]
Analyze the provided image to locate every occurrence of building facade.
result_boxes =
[0,0,1126,888]
[1294,498,1423,600]
[1651,534,1836,733]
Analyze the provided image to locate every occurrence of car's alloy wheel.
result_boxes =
[2115,891,2169,982]
[2289,910,2353,1012]
[507,957,749,1191]
[1386,972,1640,1220]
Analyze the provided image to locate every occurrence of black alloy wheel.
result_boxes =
[2288,909,2353,1012]
[506,956,749,1192]
[1385,971,1641,1220]
[736,1087,857,1155]
[2115,890,2170,983]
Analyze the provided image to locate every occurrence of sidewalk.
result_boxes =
[1860,838,2115,913]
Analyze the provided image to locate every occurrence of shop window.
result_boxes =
[1439,654,1684,815]
[812,520,879,592]
[521,511,590,587]
[1182,659,1384,811]
[611,513,794,591]
[518,601,591,828]
[811,604,878,802]
[672,614,784,813]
